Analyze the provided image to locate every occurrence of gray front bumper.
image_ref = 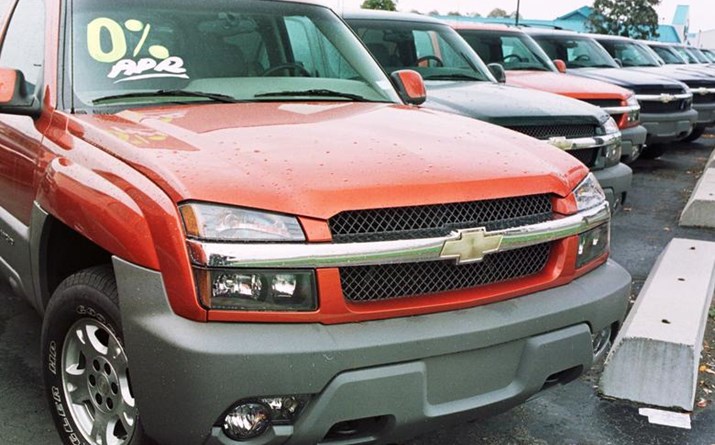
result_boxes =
[641,109,698,143]
[693,101,715,126]
[594,162,632,212]
[620,125,647,163]
[113,258,631,445]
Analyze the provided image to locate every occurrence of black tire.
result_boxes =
[681,126,706,143]
[639,144,667,159]
[41,266,150,445]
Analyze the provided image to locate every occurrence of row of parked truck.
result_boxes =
[345,11,715,214]
[0,1,709,444]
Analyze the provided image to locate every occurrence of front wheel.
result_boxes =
[41,266,149,445]
[681,126,706,143]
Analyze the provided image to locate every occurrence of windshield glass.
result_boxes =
[703,49,715,63]
[647,44,685,64]
[70,0,400,109]
[673,46,699,63]
[457,29,556,72]
[690,48,711,63]
[346,18,492,82]
[530,35,619,69]
[596,39,660,67]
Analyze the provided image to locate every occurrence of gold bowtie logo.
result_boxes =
[660,94,676,103]
[440,228,504,265]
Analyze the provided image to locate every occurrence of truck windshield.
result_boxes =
[647,45,686,65]
[596,40,661,67]
[346,19,492,82]
[457,29,556,72]
[70,0,400,109]
[673,47,700,64]
[530,35,620,69]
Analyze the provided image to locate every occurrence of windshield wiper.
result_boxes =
[92,89,241,105]
[254,89,368,101]
[422,73,484,81]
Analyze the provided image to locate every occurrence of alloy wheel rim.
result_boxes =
[61,318,137,445]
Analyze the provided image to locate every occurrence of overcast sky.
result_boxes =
[329,1,715,33]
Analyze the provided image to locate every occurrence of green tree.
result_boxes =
[588,0,660,40]
[447,11,462,16]
[487,8,509,18]
[360,0,397,11]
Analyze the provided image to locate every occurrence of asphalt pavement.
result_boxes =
[1,136,715,444]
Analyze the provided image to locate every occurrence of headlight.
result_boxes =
[601,116,620,135]
[623,94,641,127]
[180,203,305,241]
[625,94,639,107]
[577,223,610,268]
[195,268,317,311]
[573,173,606,212]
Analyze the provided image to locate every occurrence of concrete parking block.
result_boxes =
[680,165,715,228]
[599,238,715,411]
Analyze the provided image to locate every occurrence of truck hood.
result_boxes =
[624,66,715,86]
[424,81,608,127]
[72,102,585,220]
[571,67,689,93]
[506,70,632,100]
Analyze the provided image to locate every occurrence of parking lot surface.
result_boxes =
[2,136,715,444]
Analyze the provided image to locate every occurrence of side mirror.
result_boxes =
[390,69,426,105]
[0,68,40,117]
[553,59,567,73]
[487,63,506,83]
[614,58,624,68]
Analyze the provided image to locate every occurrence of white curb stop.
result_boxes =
[599,238,715,411]
[680,149,715,228]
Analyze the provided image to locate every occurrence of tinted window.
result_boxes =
[0,0,45,94]
[531,35,619,69]
[459,30,554,72]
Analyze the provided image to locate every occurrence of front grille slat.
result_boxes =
[639,100,689,113]
[505,124,596,140]
[570,147,599,167]
[329,195,553,243]
[340,243,552,302]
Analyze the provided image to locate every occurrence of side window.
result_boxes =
[0,0,45,94]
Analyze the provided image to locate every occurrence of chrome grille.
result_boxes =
[505,124,597,140]
[329,195,553,243]
[340,243,552,302]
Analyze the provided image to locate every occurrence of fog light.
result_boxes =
[223,402,272,441]
[577,223,610,268]
[592,326,612,356]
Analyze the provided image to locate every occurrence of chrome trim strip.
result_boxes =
[187,202,610,269]
[547,132,621,151]
[691,87,715,95]
[601,105,640,114]
[635,93,692,102]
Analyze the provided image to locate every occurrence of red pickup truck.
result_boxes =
[0,0,630,444]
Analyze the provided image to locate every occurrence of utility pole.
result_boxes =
[516,0,521,26]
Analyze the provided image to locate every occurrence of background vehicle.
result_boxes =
[0,0,631,444]
[345,11,632,210]
[451,23,646,163]
[527,28,697,158]
[594,35,715,142]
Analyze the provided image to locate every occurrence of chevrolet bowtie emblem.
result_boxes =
[547,136,575,151]
[694,88,710,96]
[440,228,504,264]
[659,93,676,103]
